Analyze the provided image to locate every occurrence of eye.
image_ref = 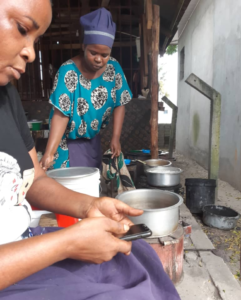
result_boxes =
[102,54,109,58]
[17,23,27,36]
[90,51,96,56]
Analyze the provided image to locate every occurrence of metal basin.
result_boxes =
[146,167,183,187]
[116,189,183,237]
[203,205,240,230]
[144,159,172,174]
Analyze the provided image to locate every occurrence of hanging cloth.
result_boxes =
[102,150,135,194]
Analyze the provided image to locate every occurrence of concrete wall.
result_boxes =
[177,0,241,190]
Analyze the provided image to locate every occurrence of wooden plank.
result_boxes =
[146,0,153,29]
[150,4,160,159]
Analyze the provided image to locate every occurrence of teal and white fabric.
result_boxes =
[49,58,132,169]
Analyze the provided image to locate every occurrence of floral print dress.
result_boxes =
[49,57,132,169]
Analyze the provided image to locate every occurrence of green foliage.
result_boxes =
[166,45,178,56]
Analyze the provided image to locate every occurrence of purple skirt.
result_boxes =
[67,134,102,170]
[0,227,180,300]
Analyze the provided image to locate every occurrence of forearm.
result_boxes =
[112,106,125,139]
[27,176,97,218]
[0,230,68,290]
[45,109,69,156]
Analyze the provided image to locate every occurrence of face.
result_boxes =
[0,0,52,86]
[83,44,111,72]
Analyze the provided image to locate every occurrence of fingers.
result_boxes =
[114,200,143,217]
[105,218,130,235]
[117,239,132,255]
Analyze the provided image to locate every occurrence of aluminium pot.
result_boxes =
[144,159,172,175]
[203,205,240,230]
[116,189,183,237]
[146,167,183,187]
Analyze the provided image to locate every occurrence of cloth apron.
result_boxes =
[67,134,102,170]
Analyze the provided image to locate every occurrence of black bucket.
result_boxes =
[185,178,216,213]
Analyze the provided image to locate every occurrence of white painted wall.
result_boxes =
[177,0,241,190]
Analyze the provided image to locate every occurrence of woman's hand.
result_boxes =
[63,217,132,263]
[40,152,55,171]
[85,197,143,227]
[110,136,121,158]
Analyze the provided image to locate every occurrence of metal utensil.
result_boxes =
[116,189,183,237]
[203,205,240,230]
[146,167,183,187]
[144,159,172,174]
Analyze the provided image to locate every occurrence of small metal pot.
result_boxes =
[203,205,240,230]
[116,189,183,237]
[146,167,183,187]
[144,159,172,174]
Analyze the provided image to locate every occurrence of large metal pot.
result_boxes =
[144,159,172,174]
[203,205,240,230]
[116,189,183,237]
[146,167,183,187]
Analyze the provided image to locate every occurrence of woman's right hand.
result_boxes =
[40,153,55,171]
[62,217,132,264]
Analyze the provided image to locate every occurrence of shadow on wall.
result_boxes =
[193,113,200,146]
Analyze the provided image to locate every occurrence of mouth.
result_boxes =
[92,65,102,70]
[11,67,25,80]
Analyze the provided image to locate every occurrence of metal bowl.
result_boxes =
[146,167,183,187]
[203,205,240,230]
[144,159,172,174]
[116,189,183,237]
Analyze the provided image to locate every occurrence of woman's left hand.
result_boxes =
[85,197,143,226]
[110,136,121,158]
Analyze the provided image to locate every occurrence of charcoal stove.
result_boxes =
[144,221,191,285]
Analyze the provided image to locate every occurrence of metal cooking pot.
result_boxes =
[116,189,183,237]
[146,167,183,187]
[203,205,240,230]
[144,159,172,174]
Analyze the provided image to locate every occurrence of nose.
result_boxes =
[20,43,36,63]
[94,55,101,64]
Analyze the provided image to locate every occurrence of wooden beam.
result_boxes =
[150,4,160,159]
[42,41,136,50]
[101,0,110,6]
[141,15,148,76]
[146,0,153,29]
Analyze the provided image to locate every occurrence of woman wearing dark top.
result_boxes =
[0,0,180,299]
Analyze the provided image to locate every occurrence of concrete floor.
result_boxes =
[177,203,241,300]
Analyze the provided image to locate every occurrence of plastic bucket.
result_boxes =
[47,167,100,227]
[27,120,42,131]
[185,178,216,213]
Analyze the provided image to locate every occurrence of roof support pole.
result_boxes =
[150,4,160,159]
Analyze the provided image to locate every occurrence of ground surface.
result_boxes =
[173,152,241,281]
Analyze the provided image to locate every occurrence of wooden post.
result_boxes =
[150,5,160,159]
[185,73,221,201]
[146,0,153,29]
[162,96,178,159]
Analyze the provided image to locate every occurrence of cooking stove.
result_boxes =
[143,222,192,285]
[136,175,183,194]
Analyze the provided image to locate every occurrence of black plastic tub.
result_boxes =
[185,178,216,213]
[203,205,240,230]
